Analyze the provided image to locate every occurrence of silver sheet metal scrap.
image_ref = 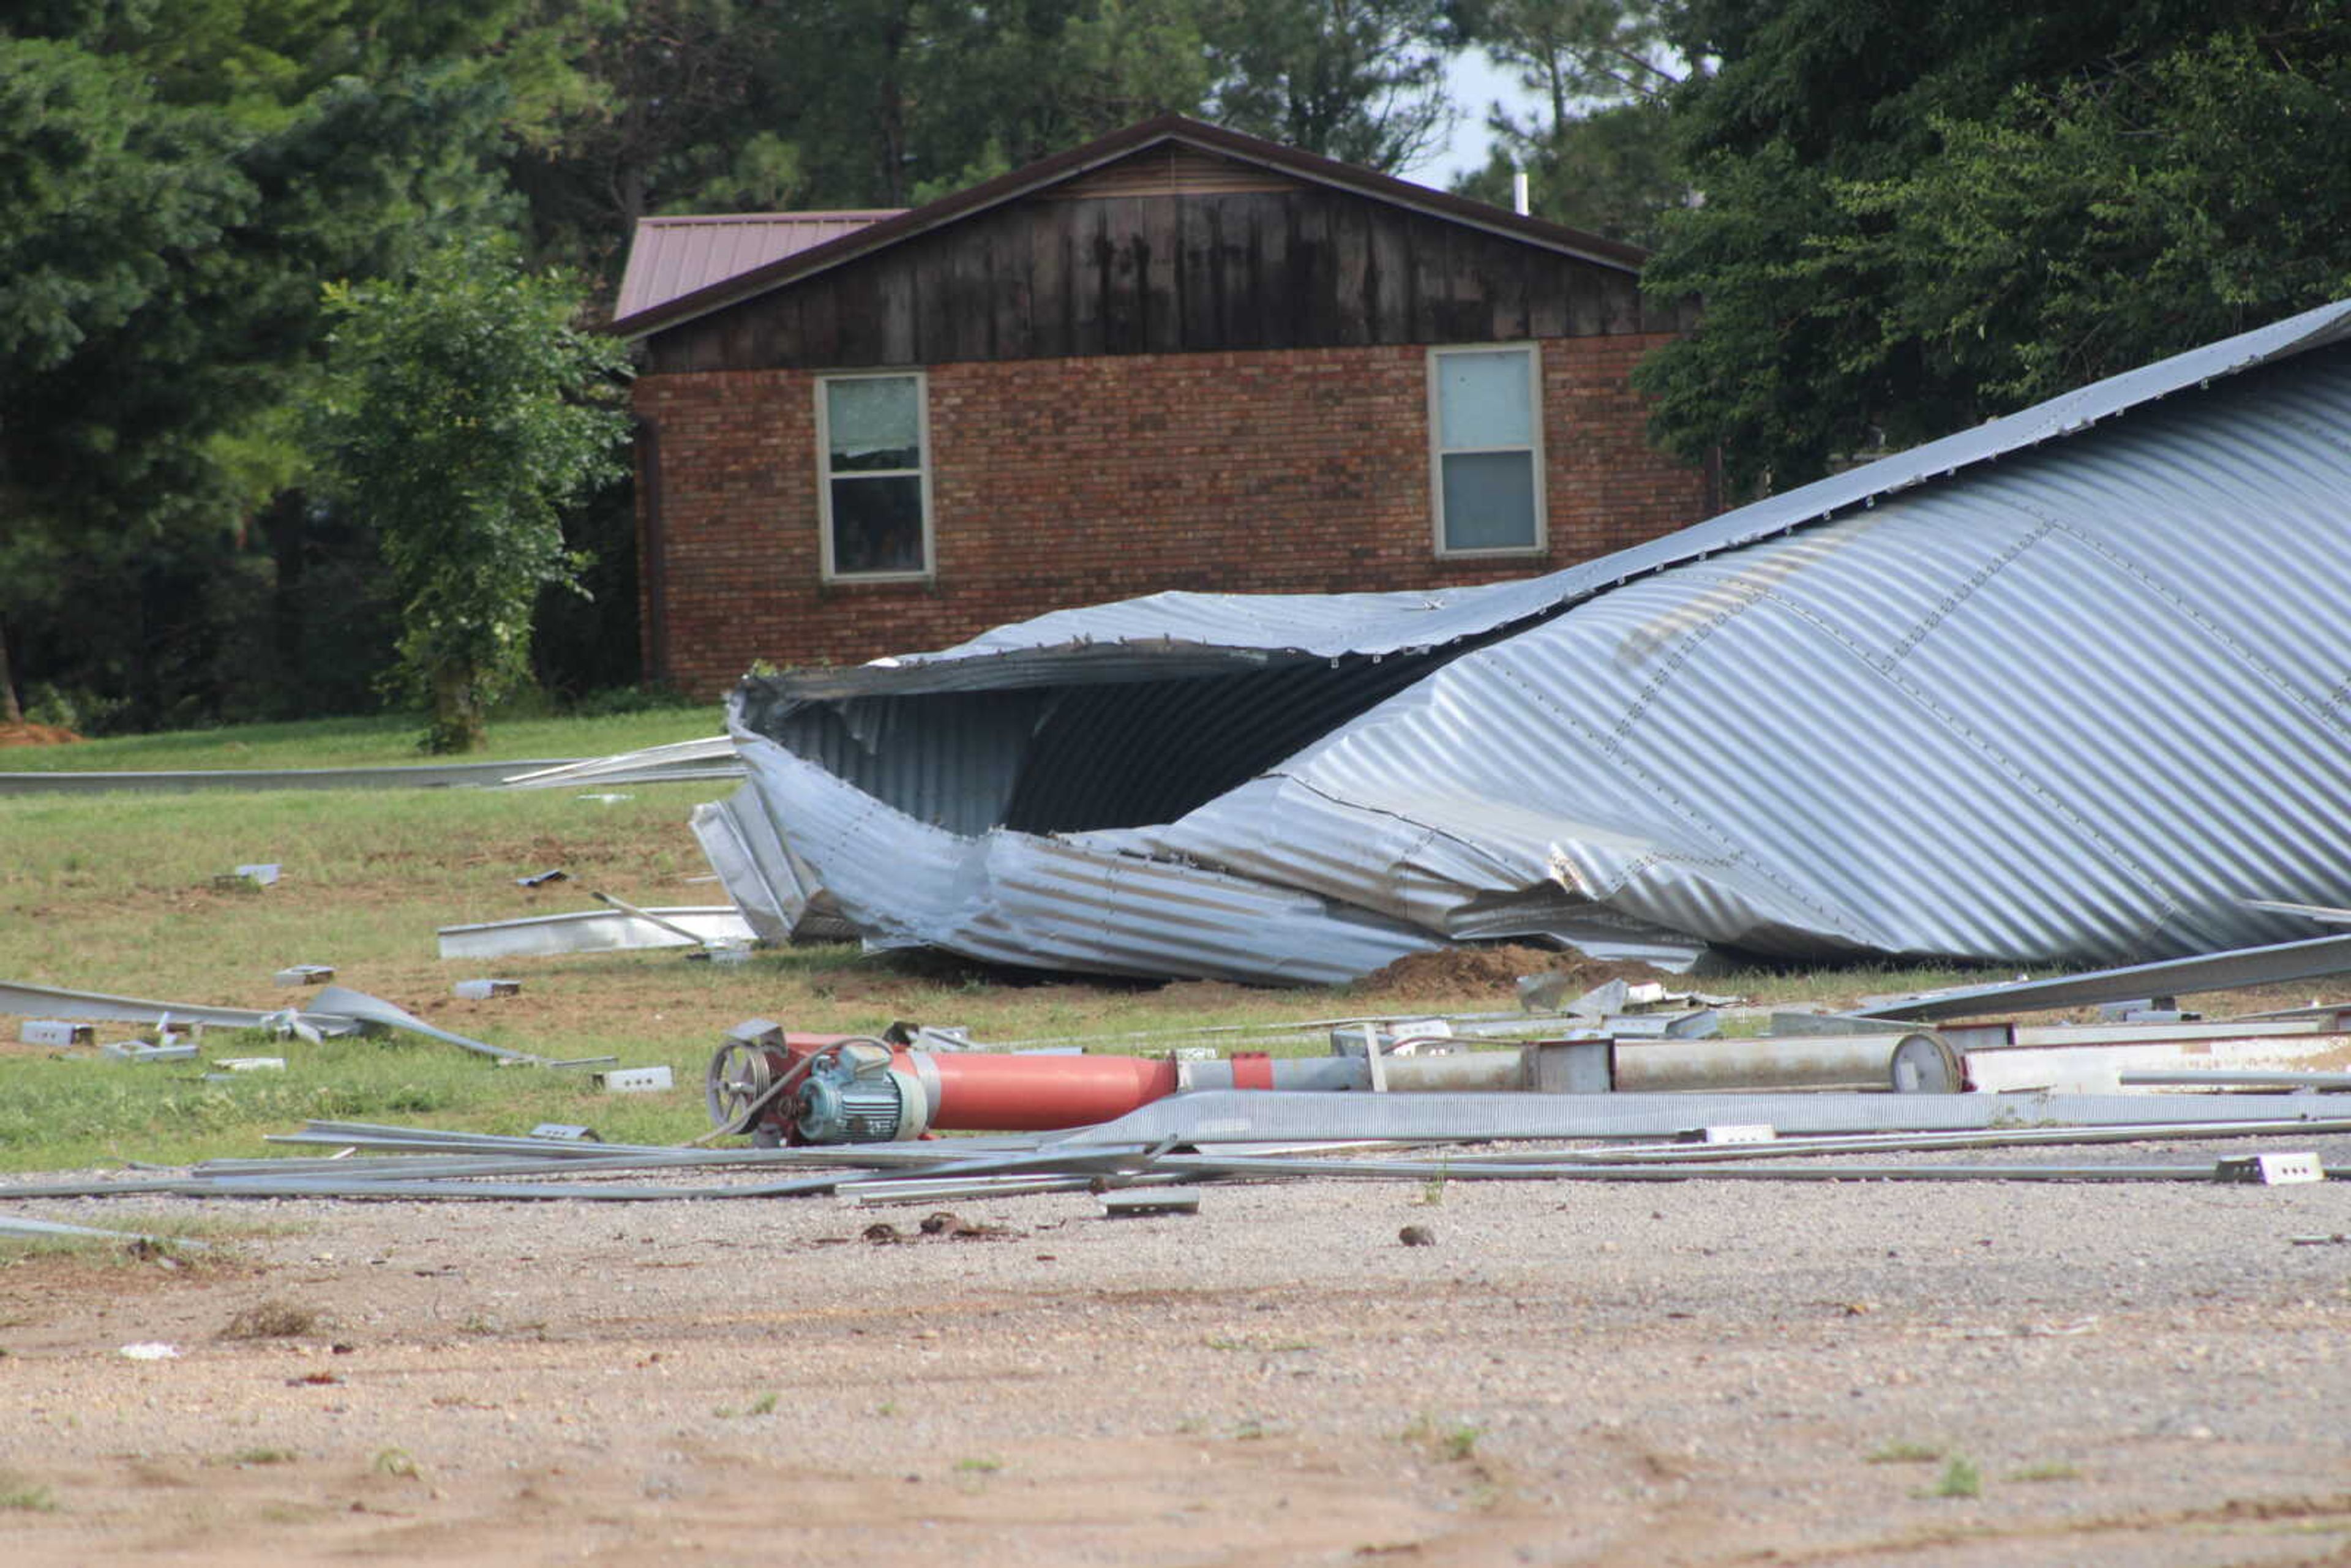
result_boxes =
[702,300,2351,984]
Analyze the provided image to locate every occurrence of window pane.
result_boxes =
[1436,350,1532,449]
[1441,451,1537,550]
[830,475,926,574]
[827,377,920,471]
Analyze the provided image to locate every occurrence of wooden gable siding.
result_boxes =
[1043,142,1297,199]
[641,186,1693,374]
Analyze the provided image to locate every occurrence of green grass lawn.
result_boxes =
[0,768,1610,1171]
[0,708,726,773]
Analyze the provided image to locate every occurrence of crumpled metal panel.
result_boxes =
[688,797,802,943]
[707,300,2351,981]
[729,741,1438,982]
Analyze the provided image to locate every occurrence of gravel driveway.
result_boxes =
[6,1134,2351,1566]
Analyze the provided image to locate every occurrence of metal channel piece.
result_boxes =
[0,978,361,1035]
[0,759,583,795]
[2008,1019,2336,1046]
[849,1172,1192,1206]
[2214,1153,2327,1185]
[1101,1188,1201,1215]
[1422,1117,2351,1165]
[0,1214,209,1247]
[2121,1070,2351,1090]
[495,737,742,790]
[1052,1089,2351,1146]
[1153,1153,2342,1185]
[1858,934,2351,1021]
[263,1120,1049,1161]
[0,1145,1158,1204]
[436,906,757,960]
[211,1144,1035,1185]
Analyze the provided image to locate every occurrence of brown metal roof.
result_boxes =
[611,115,1654,342]
[613,211,904,320]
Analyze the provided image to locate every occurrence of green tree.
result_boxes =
[309,241,631,752]
[757,0,1218,210]
[1633,1,2351,496]
[0,4,543,727]
[1208,0,1458,171]
[1453,0,1682,129]
[1452,97,1682,242]
[1446,0,1692,242]
[506,0,781,293]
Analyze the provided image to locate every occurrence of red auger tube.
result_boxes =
[913,1051,1182,1131]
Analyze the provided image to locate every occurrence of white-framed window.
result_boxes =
[1428,344,1545,557]
[817,371,932,580]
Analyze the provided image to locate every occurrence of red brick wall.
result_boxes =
[636,336,1708,696]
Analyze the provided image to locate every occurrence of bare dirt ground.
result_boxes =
[7,1136,2351,1567]
[0,722,81,748]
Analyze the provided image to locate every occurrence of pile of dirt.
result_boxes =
[1349,943,1673,1002]
[0,721,81,747]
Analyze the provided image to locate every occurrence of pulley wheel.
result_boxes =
[706,1039,778,1130]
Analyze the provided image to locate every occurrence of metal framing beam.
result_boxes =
[1858,934,2351,1021]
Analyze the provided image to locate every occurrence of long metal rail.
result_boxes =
[1051,1088,2351,1146]
[0,759,585,795]
[1858,933,2351,1021]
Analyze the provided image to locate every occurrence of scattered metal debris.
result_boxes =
[19,1019,94,1047]
[515,868,569,888]
[1679,1124,1774,1146]
[451,978,522,1000]
[19,1067,2351,1208]
[435,905,757,960]
[1100,1188,1199,1217]
[272,964,335,986]
[2214,1153,2325,1186]
[305,985,549,1066]
[594,1066,675,1093]
[100,1040,198,1065]
[21,904,2351,1212]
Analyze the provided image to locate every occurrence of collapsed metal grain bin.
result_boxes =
[697,300,2351,983]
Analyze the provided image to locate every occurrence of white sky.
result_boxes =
[1423,50,1539,187]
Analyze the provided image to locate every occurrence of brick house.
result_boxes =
[612,115,1714,696]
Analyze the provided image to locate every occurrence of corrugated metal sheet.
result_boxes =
[712,299,2351,981]
[614,212,902,321]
